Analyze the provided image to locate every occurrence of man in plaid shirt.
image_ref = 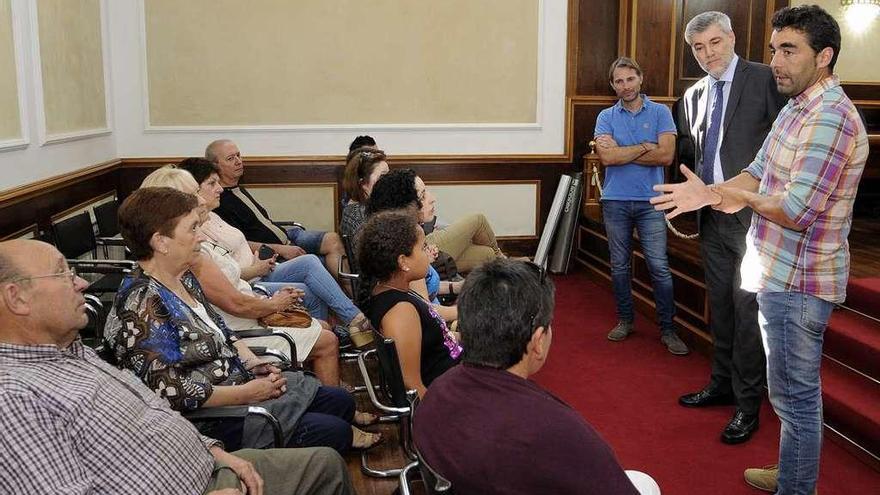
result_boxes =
[0,239,354,495]
[651,5,868,494]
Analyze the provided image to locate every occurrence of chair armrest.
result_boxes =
[68,259,137,272]
[236,328,299,367]
[184,405,284,448]
[274,221,305,229]
[95,236,128,247]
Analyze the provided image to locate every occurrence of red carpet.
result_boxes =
[844,278,880,319]
[532,271,880,495]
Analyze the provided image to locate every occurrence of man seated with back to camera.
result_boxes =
[0,239,354,495]
[414,259,647,495]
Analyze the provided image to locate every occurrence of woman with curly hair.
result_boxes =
[366,168,507,274]
[356,210,461,397]
[365,169,460,322]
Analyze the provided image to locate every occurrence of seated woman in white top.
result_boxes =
[139,165,343,386]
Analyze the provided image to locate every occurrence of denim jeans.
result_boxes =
[602,200,676,334]
[757,292,834,495]
[258,254,360,324]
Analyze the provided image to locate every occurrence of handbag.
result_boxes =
[258,300,312,328]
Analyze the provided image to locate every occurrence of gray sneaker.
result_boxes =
[661,333,690,355]
[607,321,634,341]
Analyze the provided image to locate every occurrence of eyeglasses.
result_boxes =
[10,267,78,285]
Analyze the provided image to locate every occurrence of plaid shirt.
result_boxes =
[741,76,868,303]
[0,340,219,494]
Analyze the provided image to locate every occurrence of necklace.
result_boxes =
[377,282,408,292]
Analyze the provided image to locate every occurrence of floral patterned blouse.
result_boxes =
[104,267,249,411]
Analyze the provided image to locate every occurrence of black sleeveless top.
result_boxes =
[365,289,459,386]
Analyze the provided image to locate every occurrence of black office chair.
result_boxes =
[399,393,454,494]
[356,332,417,478]
[338,233,361,298]
[92,200,128,259]
[51,212,135,297]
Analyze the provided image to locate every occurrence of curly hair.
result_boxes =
[177,157,218,185]
[354,209,421,309]
[342,148,387,203]
[365,168,421,216]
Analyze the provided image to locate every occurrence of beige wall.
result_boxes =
[37,0,106,136]
[0,0,20,140]
[802,0,880,82]
[247,185,337,232]
[430,183,538,237]
[144,0,538,126]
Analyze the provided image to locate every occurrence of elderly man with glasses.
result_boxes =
[0,239,354,495]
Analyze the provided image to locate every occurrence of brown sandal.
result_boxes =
[351,427,383,450]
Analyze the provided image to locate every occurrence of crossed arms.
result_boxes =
[595,132,676,167]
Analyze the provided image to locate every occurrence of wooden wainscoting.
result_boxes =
[118,156,577,255]
[0,160,120,240]
[575,215,714,354]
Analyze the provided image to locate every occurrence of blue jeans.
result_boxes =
[258,254,360,324]
[602,200,676,334]
[757,292,834,495]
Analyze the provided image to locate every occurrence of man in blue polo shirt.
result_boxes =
[594,57,688,355]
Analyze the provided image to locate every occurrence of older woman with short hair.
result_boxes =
[137,165,340,381]
[105,187,380,453]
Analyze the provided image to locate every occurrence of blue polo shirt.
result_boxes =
[594,95,676,201]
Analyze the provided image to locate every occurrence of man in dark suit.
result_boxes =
[677,11,787,444]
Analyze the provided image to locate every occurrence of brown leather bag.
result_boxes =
[259,301,312,328]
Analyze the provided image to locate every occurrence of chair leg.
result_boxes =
[398,461,419,495]
[360,450,405,478]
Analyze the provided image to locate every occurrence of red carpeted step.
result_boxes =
[844,278,880,320]
[821,357,880,458]
[824,308,880,381]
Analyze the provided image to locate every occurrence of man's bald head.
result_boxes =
[205,139,234,163]
[0,240,89,347]
[205,139,244,187]
[0,239,48,282]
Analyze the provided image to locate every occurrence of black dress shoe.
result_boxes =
[721,410,759,444]
[678,387,735,408]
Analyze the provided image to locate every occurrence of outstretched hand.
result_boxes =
[650,164,718,219]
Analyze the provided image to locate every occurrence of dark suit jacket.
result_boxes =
[679,58,788,228]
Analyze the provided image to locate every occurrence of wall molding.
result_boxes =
[26,0,113,147]
[120,0,567,157]
[0,0,31,152]
[137,0,547,133]
[0,157,119,205]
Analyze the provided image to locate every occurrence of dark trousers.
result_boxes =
[700,210,765,414]
[288,386,355,453]
[198,386,355,454]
